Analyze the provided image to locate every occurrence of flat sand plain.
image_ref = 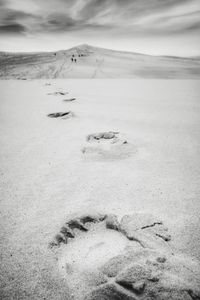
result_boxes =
[0,79,200,299]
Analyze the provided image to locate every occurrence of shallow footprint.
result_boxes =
[86,132,120,142]
[82,131,136,160]
[49,212,200,300]
[47,111,73,119]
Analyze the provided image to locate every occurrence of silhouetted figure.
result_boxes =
[74,59,77,63]
[71,58,73,62]
[72,54,75,57]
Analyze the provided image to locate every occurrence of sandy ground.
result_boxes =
[1,44,200,79]
[0,79,200,299]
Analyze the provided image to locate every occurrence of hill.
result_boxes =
[0,44,200,79]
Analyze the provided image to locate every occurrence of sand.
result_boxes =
[1,44,200,79]
[0,79,200,299]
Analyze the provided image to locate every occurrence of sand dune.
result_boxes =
[0,79,200,299]
[1,44,200,79]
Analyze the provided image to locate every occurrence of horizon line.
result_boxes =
[1,43,200,59]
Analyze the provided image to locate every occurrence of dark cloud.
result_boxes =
[0,0,5,7]
[184,21,200,32]
[0,7,35,35]
[45,14,77,31]
[0,9,33,23]
[0,23,25,34]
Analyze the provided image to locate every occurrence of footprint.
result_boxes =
[49,212,200,300]
[86,132,120,142]
[63,98,76,102]
[47,111,73,119]
[82,131,135,160]
[47,91,68,96]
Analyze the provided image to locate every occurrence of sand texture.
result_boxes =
[0,79,200,299]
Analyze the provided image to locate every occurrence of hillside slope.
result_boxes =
[0,44,200,79]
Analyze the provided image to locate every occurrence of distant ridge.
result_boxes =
[0,44,200,79]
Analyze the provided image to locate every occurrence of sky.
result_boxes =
[0,0,200,56]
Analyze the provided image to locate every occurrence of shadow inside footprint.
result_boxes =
[47,91,68,96]
[47,111,73,118]
[63,98,76,102]
[49,212,200,300]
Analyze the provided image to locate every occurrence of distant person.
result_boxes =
[72,54,74,57]
[75,59,77,63]
[71,58,73,62]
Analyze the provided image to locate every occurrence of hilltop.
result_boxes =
[0,44,200,79]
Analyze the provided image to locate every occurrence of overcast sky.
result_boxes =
[0,0,200,56]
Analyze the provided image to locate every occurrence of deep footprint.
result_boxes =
[47,111,73,118]
[49,212,200,300]
[50,213,106,247]
[63,98,76,102]
[47,91,68,96]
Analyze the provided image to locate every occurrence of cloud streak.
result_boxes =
[0,0,199,56]
[0,0,200,36]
